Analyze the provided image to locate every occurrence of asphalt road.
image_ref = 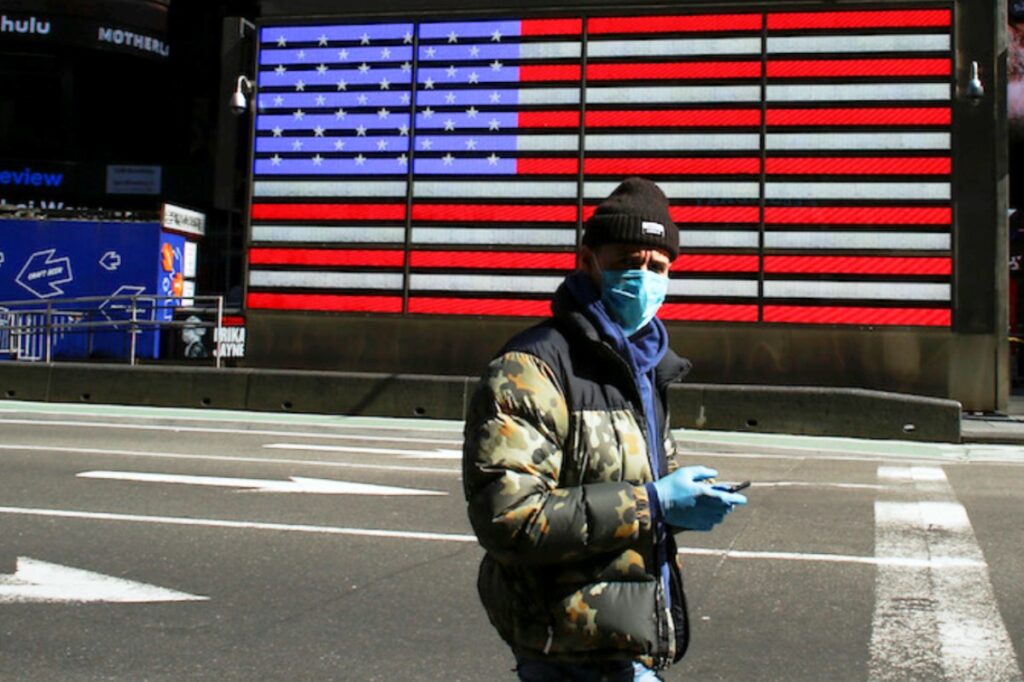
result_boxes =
[0,400,1022,681]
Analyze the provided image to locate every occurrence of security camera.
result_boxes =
[230,75,254,115]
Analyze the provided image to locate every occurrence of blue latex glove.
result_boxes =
[652,465,748,531]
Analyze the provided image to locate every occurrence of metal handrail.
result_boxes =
[0,294,227,367]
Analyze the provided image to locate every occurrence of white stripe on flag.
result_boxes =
[766,132,950,151]
[764,232,951,251]
[680,230,760,249]
[252,226,406,244]
[253,181,407,198]
[514,134,580,151]
[518,42,583,60]
[249,271,404,290]
[586,182,760,200]
[409,274,562,293]
[415,181,578,199]
[767,83,951,102]
[588,37,761,58]
[767,34,950,54]
[766,182,951,201]
[518,89,581,106]
[411,228,576,246]
[586,133,760,152]
[587,85,761,105]
[764,281,950,301]
[669,279,758,297]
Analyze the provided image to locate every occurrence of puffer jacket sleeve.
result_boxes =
[463,350,655,566]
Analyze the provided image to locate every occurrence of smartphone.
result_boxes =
[712,480,751,493]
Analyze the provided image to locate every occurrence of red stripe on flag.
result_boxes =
[585,157,761,175]
[517,158,579,175]
[587,61,761,81]
[764,256,951,276]
[671,255,760,272]
[413,204,578,223]
[410,251,576,270]
[659,303,760,322]
[248,248,405,268]
[763,305,951,326]
[246,292,403,313]
[251,203,406,221]
[765,157,951,175]
[585,109,761,128]
[408,297,550,316]
[767,10,951,30]
[520,18,583,36]
[588,14,763,34]
[766,107,951,127]
[764,206,951,225]
[519,64,582,82]
[768,59,950,78]
[670,206,761,224]
[518,110,580,128]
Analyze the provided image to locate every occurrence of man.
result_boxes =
[463,177,748,681]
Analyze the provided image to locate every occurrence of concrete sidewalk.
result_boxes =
[961,394,1024,444]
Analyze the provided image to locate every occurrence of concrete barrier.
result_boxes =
[0,363,961,442]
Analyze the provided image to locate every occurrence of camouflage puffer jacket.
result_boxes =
[463,282,692,670]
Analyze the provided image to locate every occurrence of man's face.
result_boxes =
[581,242,672,289]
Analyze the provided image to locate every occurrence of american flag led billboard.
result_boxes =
[247,6,953,327]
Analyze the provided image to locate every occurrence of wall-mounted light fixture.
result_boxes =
[229,75,254,115]
[965,61,985,101]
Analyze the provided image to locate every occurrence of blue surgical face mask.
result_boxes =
[596,263,669,337]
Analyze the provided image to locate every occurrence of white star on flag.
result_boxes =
[315,95,326,105]
[490,60,503,71]
[381,47,391,59]
[292,140,303,150]
[378,108,391,119]
[318,35,328,46]
[338,49,349,60]
[272,126,283,137]
[293,109,306,120]
[445,92,457,104]
[295,80,305,92]
[422,107,435,118]
[377,139,389,150]
[487,153,500,165]
[316,64,328,74]
[357,95,368,105]
[297,50,306,60]
[425,46,436,58]
[358,63,371,74]
[401,62,412,72]
[398,124,409,136]
[491,29,502,42]
[356,125,367,136]
[398,153,409,165]
[335,108,347,119]
[423,78,435,90]
[489,91,501,103]
[312,154,323,166]
[400,93,410,104]
[360,33,371,45]
[275,65,286,75]
[334,139,346,150]
[448,31,459,43]
[277,36,287,47]
[355,153,367,165]
[488,118,500,130]
[442,153,455,165]
[444,118,456,131]
[466,106,479,118]
[403,32,413,44]
[274,95,284,106]
[469,46,480,57]
[421,138,433,150]
[468,72,480,84]
[379,78,391,90]
[465,139,477,150]
[271,153,282,165]
[337,79,347,90]
[446,65,458,78]
[314,126,325,136]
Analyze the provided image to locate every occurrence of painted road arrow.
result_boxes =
[78,470,446,495]
[0,557,207,604]
[15,249,73,298]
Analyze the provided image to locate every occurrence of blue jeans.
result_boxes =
[515,657,662,682]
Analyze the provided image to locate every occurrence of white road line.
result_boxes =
[77,471,447,496]
[265,443,460,457]
[0,506,991,571]
[0,444,460,475]
[0,418,463,445]
[869,466,1023,681]
[749,481,884,490]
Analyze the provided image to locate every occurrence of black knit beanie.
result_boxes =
[583,177,679,260]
